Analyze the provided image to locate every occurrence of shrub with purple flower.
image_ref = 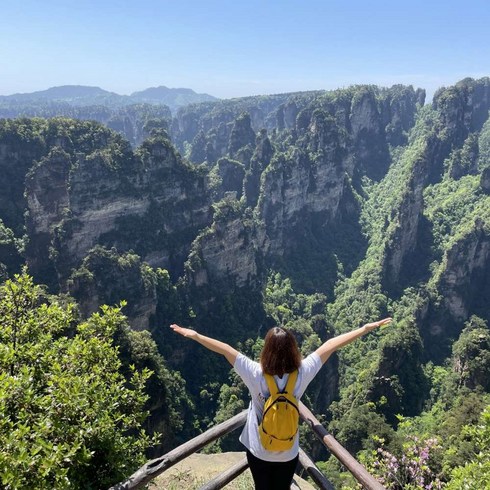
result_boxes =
[362,435,443,489]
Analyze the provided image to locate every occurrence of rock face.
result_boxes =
[212,158,245,200]
[482,167,490,193]
[438,221,490,323]
[382,78,490,292]
[382,149,429,291]
[3,80,490,435]
[182,86,423,290]
[350,89,390,179]
[0,84,428,327]
[186,202,268,289]
[0,121,47,235]
[433,77,490,145]
[276,100,299,130]
[414,218,490,362]
[380,85,425,146]
[258,132,348,255]
[172,93,317,158]
[228,113,256,159]
[23,130,212,287]
[255,89,396,259]
[25,147,72,283]
[244,129,273,208]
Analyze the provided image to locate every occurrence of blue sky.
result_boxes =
[1,0,488,100]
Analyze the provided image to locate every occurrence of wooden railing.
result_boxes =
[109,402,386,490]
[299,403,385,490]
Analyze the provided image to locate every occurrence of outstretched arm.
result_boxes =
[170,324,239,366]
[315,318,392,364]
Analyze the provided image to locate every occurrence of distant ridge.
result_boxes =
[0,84,218,112]
[4,85,117,100]
[130,85,217,106]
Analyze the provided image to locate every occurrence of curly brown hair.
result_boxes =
[260,327,302,376]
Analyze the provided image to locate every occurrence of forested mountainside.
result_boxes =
[1,77,489,488]
[0,103,172,147]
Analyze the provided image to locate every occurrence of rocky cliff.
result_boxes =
[25,130,211,288]
[0,119,212,299]
[186,200,268,289]
[183,85,422,294]
[382,78,490,296]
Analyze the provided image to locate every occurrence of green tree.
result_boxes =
[446,405,490,489]
[452,316,490,390]
[0,272,156,489]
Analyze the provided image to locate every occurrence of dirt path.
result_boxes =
[151,451,317,489]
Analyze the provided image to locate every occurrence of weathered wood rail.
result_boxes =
[298,403,385,490]
[109,402,386,490]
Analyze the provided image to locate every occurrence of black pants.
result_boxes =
[246,449,299,490]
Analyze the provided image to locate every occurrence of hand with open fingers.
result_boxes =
[364,317,393,332]
[170,324,198,338]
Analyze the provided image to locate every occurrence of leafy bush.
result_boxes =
[0,272,156,489]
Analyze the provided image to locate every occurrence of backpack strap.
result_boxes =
[263,370,298,396]
[284,370,298,395]
[263,373,279,396]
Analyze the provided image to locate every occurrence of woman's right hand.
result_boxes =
[170,324,198,339]
[363,317,392,332]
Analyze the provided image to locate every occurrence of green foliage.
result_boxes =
[263,272,328,335]
[0,117,47,151]
[358,378,490,487]
[211,197,246,224]
[0,271,156,489]
[424,174,482,256]
[207,373,247,453]
[0,220,23,278]
[446,405,490,489]
[329,402,395,455]
[117,326,194,451]
[452,315,490,390]
[479,116,490,170]
[0,100,172,146]
[69,246,157,314]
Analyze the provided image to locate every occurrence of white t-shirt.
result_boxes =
[233,352,322,462]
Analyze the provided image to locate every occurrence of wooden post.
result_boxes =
[298,448,336,490]
[108,410,247,490]
[299,402,386,490]
[197,457,249,490]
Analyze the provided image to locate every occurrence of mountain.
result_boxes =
[130,85,217,107]
[0,85,124,107]
[0,84,218,113]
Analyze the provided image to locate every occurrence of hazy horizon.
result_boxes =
[1,0,488,102]
[2,76,485,104]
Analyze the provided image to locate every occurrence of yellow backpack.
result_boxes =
[259,370,299,451]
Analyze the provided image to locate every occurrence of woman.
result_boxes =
[171,317,392,489]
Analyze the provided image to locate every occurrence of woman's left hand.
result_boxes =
[170,324,198,339]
